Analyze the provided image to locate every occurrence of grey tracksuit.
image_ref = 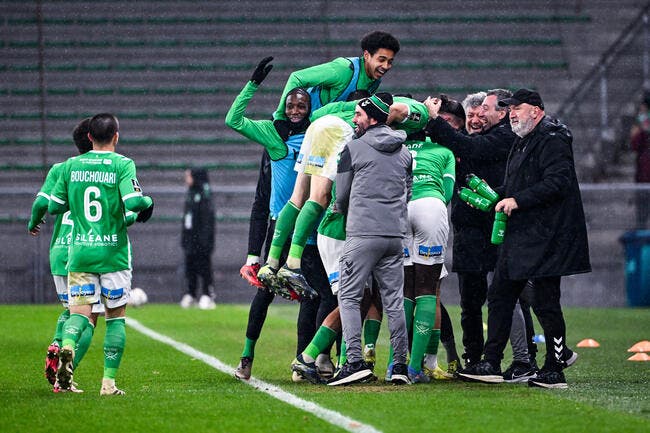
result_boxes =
[336,124,412,364]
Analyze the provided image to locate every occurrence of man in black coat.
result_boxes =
[424,90,528,369]
[458,89,591,389]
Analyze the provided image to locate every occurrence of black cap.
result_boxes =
[498,88,544,109]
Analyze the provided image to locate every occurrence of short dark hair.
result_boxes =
[89,113,119,144]
[361,31,400,55]
[486,88,512,112]
[72,117,92,154]
[346,89,371,101]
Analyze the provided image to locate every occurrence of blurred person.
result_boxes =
[457,89,590,388]
[629,93,650,228]
[180,168,216,310]
[49,113,154,395]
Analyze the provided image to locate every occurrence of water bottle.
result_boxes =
[491,211,507,245]
[459,188,494,212]
[466,173,499,203]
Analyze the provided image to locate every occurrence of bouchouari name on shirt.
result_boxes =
[70,170,116,184]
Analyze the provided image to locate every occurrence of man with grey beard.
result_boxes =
[457,89,591,389]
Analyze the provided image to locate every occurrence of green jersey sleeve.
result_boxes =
[225,81,288,161]
[28,163,62,231]
[273,57,375,119]
[393,97,430,135]
[48,160,70,215]
[120,158,152,212]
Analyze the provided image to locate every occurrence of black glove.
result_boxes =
[136,201,154,223]
[250,56,274,85]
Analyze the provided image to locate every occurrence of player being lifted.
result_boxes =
[257,31,400,296]
[49,113,154,395]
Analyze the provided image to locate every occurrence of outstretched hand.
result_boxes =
[251,56,274,85]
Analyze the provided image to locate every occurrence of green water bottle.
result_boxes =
[459,188,494,212]
[466,173,500,203]
[491,211,507,245]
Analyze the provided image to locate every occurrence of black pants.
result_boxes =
[185,252,213,297]
[484,269,566,371]
[458,271,489,365]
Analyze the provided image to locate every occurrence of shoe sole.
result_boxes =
[45,350,58,385]
[528,380,568,389]
[391,374,411,385]
[277,271,318,300]
[56,348,74,390]
[458,373,504,384]
[291,364,323,385]
[327,369,374,386]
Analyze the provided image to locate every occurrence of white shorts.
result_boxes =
[403,197,449,268]
[54,275,105,313]
[68,270,132,309]
[295,115,354,181]
[317,234,346,295]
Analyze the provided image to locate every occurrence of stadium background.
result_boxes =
[2,0,649,307]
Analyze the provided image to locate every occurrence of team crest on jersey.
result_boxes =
[407,112,421,122]
[131,179,142,192]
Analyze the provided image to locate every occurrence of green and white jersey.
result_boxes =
[394,96,429,135]
[28,163,70,276]
[49,150,152,273]
[317,182,346,241]
[406,138,456,203]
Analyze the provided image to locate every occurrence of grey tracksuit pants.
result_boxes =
[338,236,409,365]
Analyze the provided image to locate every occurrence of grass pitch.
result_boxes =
[1,303,648,433]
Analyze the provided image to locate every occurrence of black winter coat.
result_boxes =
[426,116,516,272]
[182,183,215,256]
[496,116,591,279]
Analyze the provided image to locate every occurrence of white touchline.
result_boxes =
[126,318,382,433]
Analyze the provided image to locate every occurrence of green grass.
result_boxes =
[1,304,648,433]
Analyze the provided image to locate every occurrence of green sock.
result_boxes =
[74,322,95,369]
[61,313,90,349]
[426,329,441,356]
[409,295,436,372]
[363,319,381,346]
[338,339,347,366]
[103,317,126,380]
[303,326,337,362]
[286,200,324,269]
[388,298,415,367]
[241,337,256,359]
[268,202,301,268]
[53,309,70,346]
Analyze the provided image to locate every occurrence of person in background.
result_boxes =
[180,168,216,310]
[629,92,650,229]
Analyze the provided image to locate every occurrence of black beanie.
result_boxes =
[358,92,393,123]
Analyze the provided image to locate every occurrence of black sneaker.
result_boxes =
[563,349,578,368]
[326,360,373,386]
[390,363,411,385]
[457,360,503,384]
[502,361,537,383]
[291,354,323,384]
[528,369,568,389]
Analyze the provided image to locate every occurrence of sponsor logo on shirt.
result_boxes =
[418,245,443,258]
